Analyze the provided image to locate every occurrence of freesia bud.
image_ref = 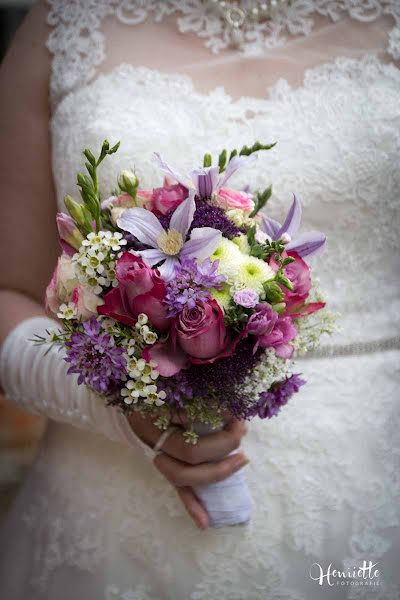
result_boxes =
[118,169,139,199]
[64,195,93,234]
[56,213,84,250]
[280,232,292,244]
[64,195,85,226]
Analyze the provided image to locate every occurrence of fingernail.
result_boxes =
[196,518,208,530]
[233,454,249,468]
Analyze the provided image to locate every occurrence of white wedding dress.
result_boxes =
[0,1,400,599]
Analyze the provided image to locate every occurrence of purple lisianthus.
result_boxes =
[164,257,225,317]
[65,318,127,394]
[255,374,306,419]
[233,289,259,309]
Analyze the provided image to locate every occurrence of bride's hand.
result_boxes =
[127,412,249,529]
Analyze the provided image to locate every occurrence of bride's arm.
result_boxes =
[0,2,249,529]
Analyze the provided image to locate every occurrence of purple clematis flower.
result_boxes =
[259,195,326,260]
[117,191,222,281]
[154,153,257,201]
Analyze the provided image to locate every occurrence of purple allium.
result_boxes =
[233,289,259,308]
[159,199,243,239]
[65,317,127,394]
[254,373,306,419]
[191,199,243,239]
[164,257,225,317]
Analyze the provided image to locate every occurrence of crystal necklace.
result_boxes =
[207,0,289,48]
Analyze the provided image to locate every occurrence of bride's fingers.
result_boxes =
[164,419,248,465]
[175,486,209,529]
[129,412,247,464]
[154,450,249,488]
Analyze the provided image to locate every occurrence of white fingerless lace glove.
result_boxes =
[0,316,157,461]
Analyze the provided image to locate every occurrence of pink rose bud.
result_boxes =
[280,232,292,244]
[151,184,187,216]
[56,213,84,252]
[255,229,272,244]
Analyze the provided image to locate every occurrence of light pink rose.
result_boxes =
[151,183,188,216]
[215,187,254,211]
[71,285,104,320]
[98,252,169,331]
[45,254,78,315]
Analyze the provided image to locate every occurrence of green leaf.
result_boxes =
[218,149,227,171]
[249,184,272,218]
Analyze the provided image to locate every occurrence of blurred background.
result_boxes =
[0,0,45,521]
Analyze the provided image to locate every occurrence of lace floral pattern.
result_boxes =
[46,0,400,107]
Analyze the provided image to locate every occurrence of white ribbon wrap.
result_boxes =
[192,422,253,528]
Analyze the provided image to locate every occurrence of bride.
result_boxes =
[0,1,399,598]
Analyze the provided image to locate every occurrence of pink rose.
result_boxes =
[247,303,297,358]
[271,251,325,318]
[215,187,254,211]
[151,183,187,216]
[98,252,169,331]
[172,300,227,360]
[145,300,245,376]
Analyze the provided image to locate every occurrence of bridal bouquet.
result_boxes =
[39,140,332,526]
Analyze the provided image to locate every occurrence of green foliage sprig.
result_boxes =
[64,139,120,234]
[202,140,276,173]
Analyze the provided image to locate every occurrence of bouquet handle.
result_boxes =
[192,421,253,528]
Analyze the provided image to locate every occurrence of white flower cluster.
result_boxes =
[57,302,77,320]
[121,357,166,407]
[236,349,292,402]
[210,237,275,306]
[134,313,158,345]
[74,231,127,294]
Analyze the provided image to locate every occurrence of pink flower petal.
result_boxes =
[143,338,189,377]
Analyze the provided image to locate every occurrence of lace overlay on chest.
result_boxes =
[45,0,400,110]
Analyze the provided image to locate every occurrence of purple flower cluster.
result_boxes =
[157,372,194,409]
[164,257,225,316]
[165,338,263,415]
[65,318,127,394]
[159,199,242,239]
[253,374,306,419]
[190,199,243,239]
